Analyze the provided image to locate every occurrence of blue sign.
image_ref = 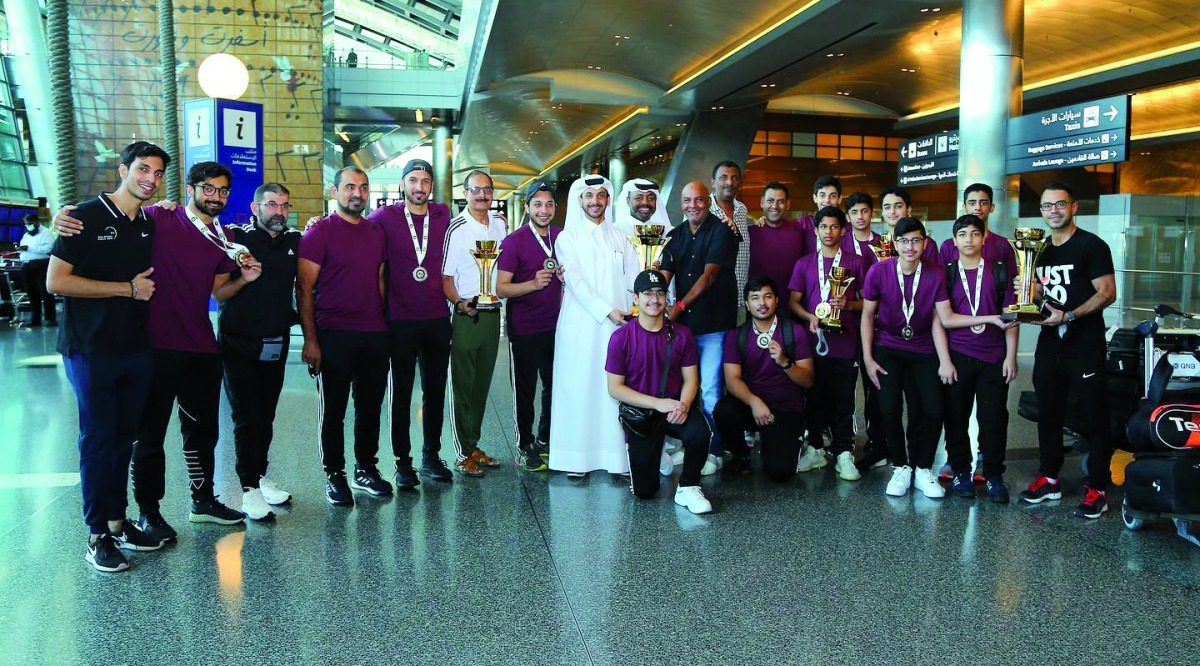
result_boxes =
[182,98,264,227]
[897,130,959,186]
[1005,95,1130,174]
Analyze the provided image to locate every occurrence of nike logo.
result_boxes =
[287,249,294,255]
[141,232,149,237]
[1083,373,1096,379]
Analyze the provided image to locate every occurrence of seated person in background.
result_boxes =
[714,276,814,481]
[606,270,713,514]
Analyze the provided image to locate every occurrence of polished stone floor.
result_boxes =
[1,322,1198,665]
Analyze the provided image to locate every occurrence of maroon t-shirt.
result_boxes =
[787,251,866,359]
[939,232,1019,279]
[840,231,881,271]
[369,201,451,322]
[946,261,1017,364]
[722,319,812,413]
[605,319,698,400]
[748,219,814,304]
[497,224,563,337]
[862,258,949,355]
[298,212,386,332]
[144,206,237,354]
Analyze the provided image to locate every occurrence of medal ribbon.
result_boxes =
[404,205,429,268]
[530,222,554,259]
[756,316,777,348]
[958,262,984,317]
[817,249,843,303]
[896,259,922,335]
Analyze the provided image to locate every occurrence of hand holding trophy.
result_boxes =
[814,265,855,330]
[470,240,503,310]
[1001,228,1049,322]
[870,233,896,261]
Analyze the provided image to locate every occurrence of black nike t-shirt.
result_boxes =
[1034,227,1114,359]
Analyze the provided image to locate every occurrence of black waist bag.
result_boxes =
[1124,452,1200,514]
[618,320,674,439]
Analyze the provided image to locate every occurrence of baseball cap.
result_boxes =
[633,269,667,294]
[402,159,434,177]
[525,181,553,199]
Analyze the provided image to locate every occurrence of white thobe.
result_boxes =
[549,218,640,474]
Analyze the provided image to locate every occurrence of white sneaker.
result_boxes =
[700,454,723,476]
[659,450,674,476]
[242,488,275,521]
[835,451,861,481]
[674,486,713,514]
[886,466,913,497]
[914,468,946,499]
[259,477,292,505]
[670,450,686,466]
[796,445,828,473]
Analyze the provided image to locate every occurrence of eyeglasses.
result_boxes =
[259,201,293,212]
[894,237,925,247]
[641,290,667,300]
[198,183,231,198]
[1039,200,1073,211]
[466,186,494,195]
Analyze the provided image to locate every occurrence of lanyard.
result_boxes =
[404,205,429,267]
[529,222,553,258]
[817,249,843,302]
[896,260,922,332]
[958,262,983,317]
[186,206,229,251]
[754,316,777,349]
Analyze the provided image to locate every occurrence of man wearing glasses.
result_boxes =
[442,170,509,477]
[216,183,300,520]
[1019,182,1117,519]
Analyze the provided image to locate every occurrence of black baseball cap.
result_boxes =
[633,269,668,294]
[526,181,553,199]
[402,159,433,177]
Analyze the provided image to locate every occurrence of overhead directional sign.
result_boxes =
[1005,95,1130,174]
[897,130,959,186]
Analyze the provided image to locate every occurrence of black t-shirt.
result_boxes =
[1034,227,1114,359]
[218,224,300,354]
[52,194,155,356]
[659,213,739,335]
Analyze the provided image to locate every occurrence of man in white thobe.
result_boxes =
[549,175,640,477]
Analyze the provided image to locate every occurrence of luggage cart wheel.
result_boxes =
[1122,497,1145,531]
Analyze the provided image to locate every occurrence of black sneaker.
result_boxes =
[533,439,550,459]
[85,534,129,573]
[112,519,165,551]
[951,472,976,499]
[326,473,354,506]
[855,448,889,473]
[1018,476,1062,504]
[189,497,246,525]
[1073,486,1108,519]
[351,465,393,496]
[726,456,752,476]
[516,446,548,471]
[139,512,178,544]
[985,476,1010,504]
[394,464,420,489]
[418,457,453,482]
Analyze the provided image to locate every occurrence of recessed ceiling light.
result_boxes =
[769,84,776,88]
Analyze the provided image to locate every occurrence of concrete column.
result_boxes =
[432,121,453,204]
[4,0,59,207]
[608,151,627,190]
[661,103,766,222]
[956,0,1023,233]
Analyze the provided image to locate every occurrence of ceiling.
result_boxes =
[455,0,1200,194]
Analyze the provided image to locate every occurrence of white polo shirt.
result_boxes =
[442,210,508,300]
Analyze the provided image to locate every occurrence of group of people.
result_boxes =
[47,139,1117,574]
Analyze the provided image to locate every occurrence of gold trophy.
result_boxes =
[871,233,896,261]
[471,240,503,310]
[1002,227,1049,322]
[814,266,855,330]
[629,224,668,316]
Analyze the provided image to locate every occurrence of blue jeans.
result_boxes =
[695,331,726,455]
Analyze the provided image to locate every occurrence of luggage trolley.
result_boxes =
[1121,304,1200,548]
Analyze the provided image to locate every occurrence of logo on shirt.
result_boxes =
[288,249,295,255]
[1035,264,1075,304]
[98,226,118,241]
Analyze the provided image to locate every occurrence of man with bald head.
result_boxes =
[659,181,740,475]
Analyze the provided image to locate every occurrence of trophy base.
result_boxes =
[475,295,502,311]
[1001,306,1043,323]
[817,319,844,331]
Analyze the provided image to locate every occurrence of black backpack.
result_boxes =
[735,315,796,363]
[944,260,1008,312]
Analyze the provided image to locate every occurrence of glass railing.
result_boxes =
[322,47,455,71]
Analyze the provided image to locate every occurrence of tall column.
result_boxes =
[432,120,453,205]
[957,0,1023,233]
[5,0,59,207]
[608,151,627,190]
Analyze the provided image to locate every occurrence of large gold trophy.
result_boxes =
[813,266,855,330]
[471,240,503,310]
[871,233,896,261]
[1001,227,1049,322]
[629,224,668,316]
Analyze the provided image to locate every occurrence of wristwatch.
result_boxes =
[1065,310,1077,322]
[780,358,794,370]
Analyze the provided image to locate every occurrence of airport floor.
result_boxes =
[2,322,1199,665]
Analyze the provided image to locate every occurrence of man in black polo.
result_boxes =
[658,181,740,476]
[216,183,300,520]
[47,141,169,572]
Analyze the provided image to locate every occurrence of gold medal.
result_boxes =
[814,302,832,320]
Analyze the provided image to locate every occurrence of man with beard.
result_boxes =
[748,182,813,306]
[215,183,299,520]
[298,167,392,506]
[1019,182,1116,519]
[17,213,56,326]
[710,161,749,303]
[368,159,455,488]
[550,175,640,478]
[48,141,167,571]
[715,276,814,480]
[659,182,739,476]
[613,178,672,237]
[497,181,562,471]
[442,170,509,477]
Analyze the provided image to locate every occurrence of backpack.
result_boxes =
[944,260,1008,312]
[736,315,796,363]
